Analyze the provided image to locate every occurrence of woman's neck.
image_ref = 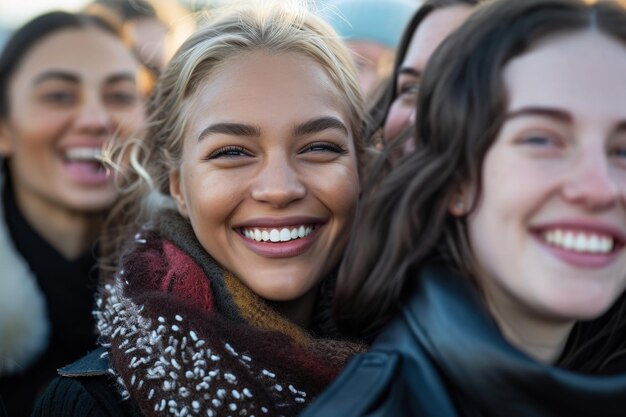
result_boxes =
[14,186,103,259]
[271,286,319,329]
[484,289,575,363]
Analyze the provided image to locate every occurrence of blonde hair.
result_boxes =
[101,0,365,275]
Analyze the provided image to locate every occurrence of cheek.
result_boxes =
[9,110,68,147]
[182,167,248,232]
[319,163,360,222]
[111,106,146,136]
[383,100,411,142]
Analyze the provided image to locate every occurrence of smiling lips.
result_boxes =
[537,223,625,269]
[543,229,614,254]
[236,222,322,258]
[241,225,315,243]
[64,147,104,162]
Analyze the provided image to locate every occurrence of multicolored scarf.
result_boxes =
[96,210,364,417]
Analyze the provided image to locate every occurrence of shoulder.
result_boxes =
[32,348,140,417]
[300,271,463,417]
[57,346,110,377]
[0,170,50,376]
[299,351,402,417]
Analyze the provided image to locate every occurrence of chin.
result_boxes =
[549,295,619,322]
[254,286,309,302]
[67,198,116,214]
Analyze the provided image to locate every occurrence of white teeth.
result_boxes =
[64,147,103,161]
[242,225,315,243]
[543,229,615,254]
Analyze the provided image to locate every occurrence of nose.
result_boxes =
[74,93,112,134]
[250,154,306,208]
[562,152,621,210]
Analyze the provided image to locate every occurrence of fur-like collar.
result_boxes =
[0,169,50,375]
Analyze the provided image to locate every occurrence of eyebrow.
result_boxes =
[198,122,261,141]
[293,116,349,136]
[33,70,136,86]
[198,116,349,142]
[506,107,626,134]
[105,73,137,85]
[397,67,420,78]
[34,70,79,85]
[504,107,572,123]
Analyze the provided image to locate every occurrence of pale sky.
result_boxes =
[0,0,92,28]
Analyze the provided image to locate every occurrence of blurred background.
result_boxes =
[0,0,217,56]
[0,0,423,98]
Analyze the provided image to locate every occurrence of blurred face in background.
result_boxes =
[0,27,144,215]
[384,4,474,146]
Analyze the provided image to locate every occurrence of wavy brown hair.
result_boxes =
[336,0,626,372]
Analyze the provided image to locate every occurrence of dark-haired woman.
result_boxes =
[0,11,144,415]
[367,0,480,155]
[302,0,626,416]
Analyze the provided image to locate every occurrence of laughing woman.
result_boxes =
[0,12,144,416]
[33,2,365,416]
[302,0,626,416]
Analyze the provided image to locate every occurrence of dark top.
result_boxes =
[301,265,626,417]
[0,175,98,417]
[32,348,142,417]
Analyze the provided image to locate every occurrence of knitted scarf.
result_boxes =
[96,211,364,417]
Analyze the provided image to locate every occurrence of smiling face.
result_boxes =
[383,5,474,145]
[170,51,360,303]
[0,27,144,214]
[464,31,626,332]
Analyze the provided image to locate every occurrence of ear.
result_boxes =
[0,121,13,157]
[169,169,188,218]
[448,184,473,217]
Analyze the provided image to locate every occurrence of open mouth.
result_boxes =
[60,147,110,183]
[540,228,622,255]
[239,224,319,243]
[62,147,106,169]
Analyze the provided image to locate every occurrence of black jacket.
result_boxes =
[300,266,626,417]
[32,347,142,417]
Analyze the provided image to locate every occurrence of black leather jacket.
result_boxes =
[300,265,626,417]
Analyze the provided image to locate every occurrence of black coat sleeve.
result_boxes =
[31,375,140,417]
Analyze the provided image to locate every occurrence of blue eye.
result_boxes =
[523,135,550,145]
[207,145,251,159]
[518,133,561,148]
[301,142,346,154]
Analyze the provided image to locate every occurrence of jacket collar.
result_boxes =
[392,265,626,417]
